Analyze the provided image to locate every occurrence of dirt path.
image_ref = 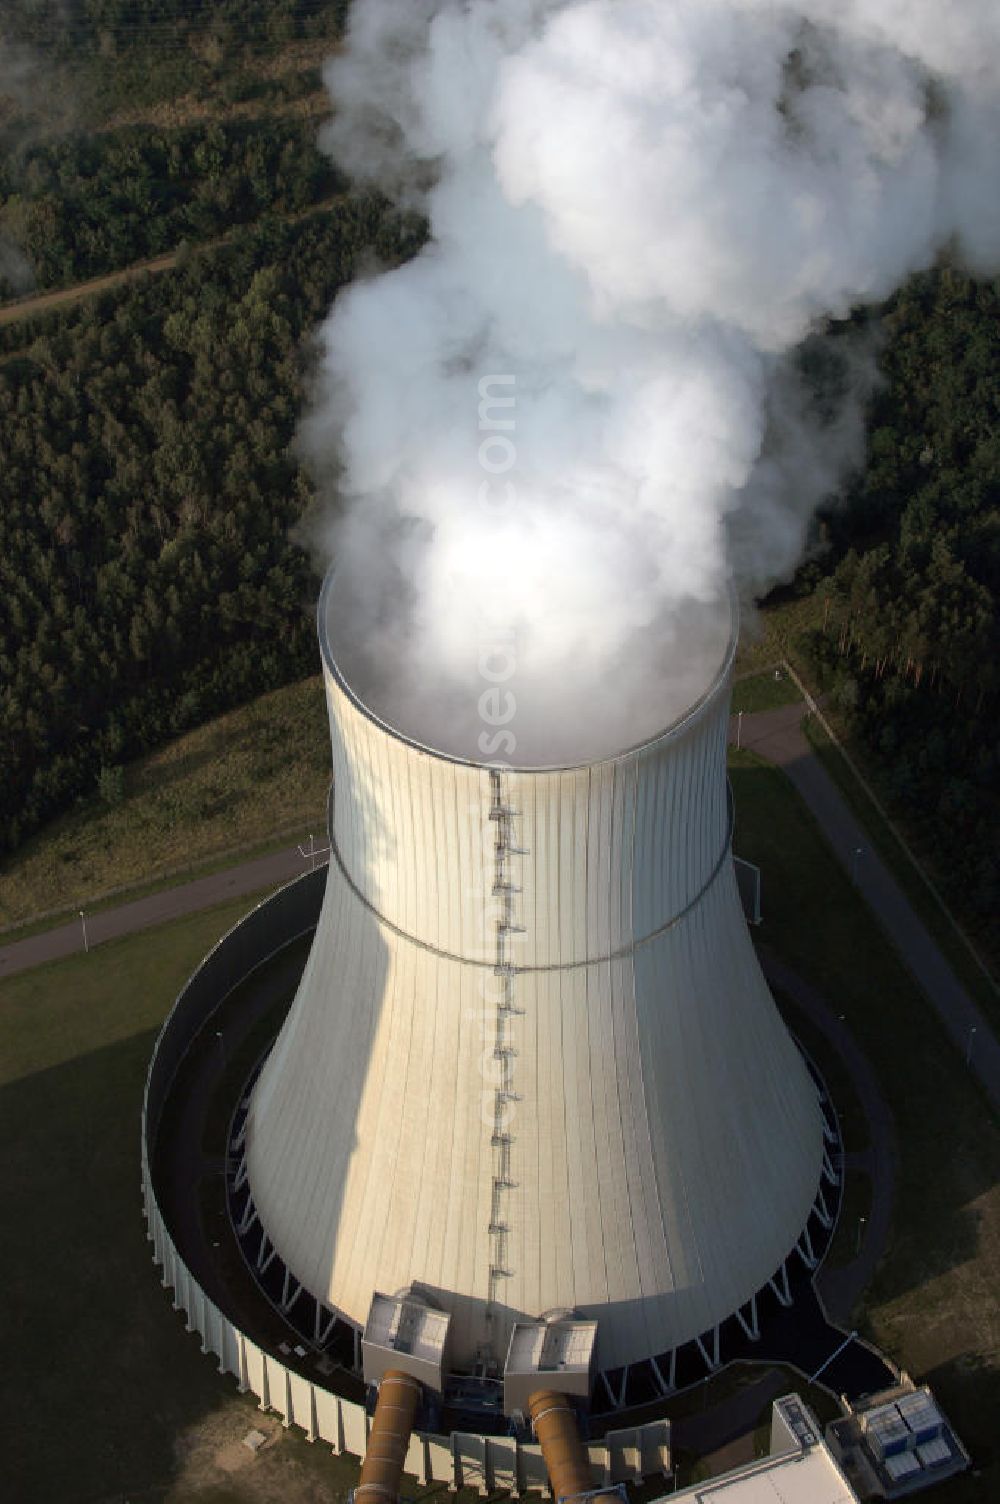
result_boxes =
[0,251,183,327]
[100,38,336,133]
[0,194,345,330]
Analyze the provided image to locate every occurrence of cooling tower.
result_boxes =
[243,576,826,1378]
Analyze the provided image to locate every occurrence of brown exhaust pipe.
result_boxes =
[355,1369,423,1504]
[528,1389,619,1504]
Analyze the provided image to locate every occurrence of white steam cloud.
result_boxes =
[302,0,1000,765]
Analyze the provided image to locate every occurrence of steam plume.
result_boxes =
[302,0,1000,766]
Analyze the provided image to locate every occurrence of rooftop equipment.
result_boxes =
[504,1316,597,1417]
[362,1290,451,1391]
[896,1390,943,1445]
[829,1384,970,1498]
[861,1404,912,1461]
[883,1450,922,1484]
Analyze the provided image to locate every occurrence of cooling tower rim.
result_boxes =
[317,566,739,773]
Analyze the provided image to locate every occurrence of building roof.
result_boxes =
[665,1396,858,1504]
[364,1291,450,1363]
[671,1449,856,1503]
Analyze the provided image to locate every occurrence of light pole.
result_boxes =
[79,909,89,954]
[850,847,863,885]
[216,1029,226,1069]
[736,710,744,749]
[966,1025,977,1068]
[856,1213,866,1256]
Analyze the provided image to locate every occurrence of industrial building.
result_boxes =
[663,1394,858,1503]
[144,572,850,1498]
[242,575,831,1390]
[827,1383,971,1497]
[652,1388,970,1503]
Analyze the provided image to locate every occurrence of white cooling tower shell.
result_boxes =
[244,582,826,1377]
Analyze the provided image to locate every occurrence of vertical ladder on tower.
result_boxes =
[483,769,527,1364]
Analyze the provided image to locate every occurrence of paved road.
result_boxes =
[0,843,321,981]
[733,704,1000,1114]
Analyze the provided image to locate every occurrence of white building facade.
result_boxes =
[245,583,828,1378]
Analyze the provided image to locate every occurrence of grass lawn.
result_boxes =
[0,676,330,935]
[730,668,803,715]
[733,590,824,677]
